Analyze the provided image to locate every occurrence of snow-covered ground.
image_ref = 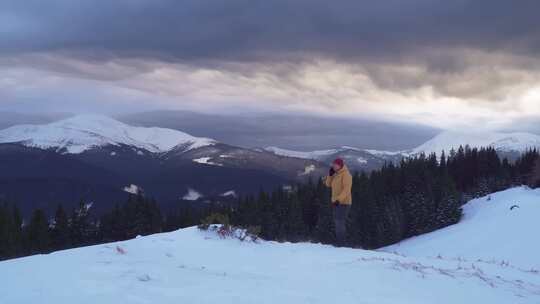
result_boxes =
[220,190,236,197]
[122,184,142,195]
[384,186,540,270]
[300,164,316,175]
[192,157,222,166]
[182,188,202,201]
[1,187,540,303]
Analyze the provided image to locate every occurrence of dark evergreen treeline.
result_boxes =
[0,192,231,261]
[230,147,539,248]
[1,146,539,260]
[0,197,166,261]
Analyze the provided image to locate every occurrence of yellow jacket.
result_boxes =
[324,165,353,205]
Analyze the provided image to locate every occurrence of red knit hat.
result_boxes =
[332,158,344,168]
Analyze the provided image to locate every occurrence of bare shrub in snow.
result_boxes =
[198,213,260,242]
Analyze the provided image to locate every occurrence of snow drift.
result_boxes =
[385,186,540,269]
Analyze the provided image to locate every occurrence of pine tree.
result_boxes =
[379,196,405,246]
[0,204,11,259]
[24,209,50,255]
[433,172,462,228]
[70,201,93,246]
[283,193,306,241]
[298,180,319,236]
[100,204,126,241]
[314,179,335,244]
[10,205,23,257]
[50,205,70,251]
[148,199,163,234]
[530,156,540,187]
[258,190,277,239]
[401,164,431,237]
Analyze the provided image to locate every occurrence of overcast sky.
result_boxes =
[1,0,540,132]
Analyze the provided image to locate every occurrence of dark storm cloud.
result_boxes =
[2,0,540,129]
[1,0,539,65]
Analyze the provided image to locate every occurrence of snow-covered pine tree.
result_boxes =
[433,174,462,228]
[378,196,405,247]
[402,179,428,237]
[69,201,93,246]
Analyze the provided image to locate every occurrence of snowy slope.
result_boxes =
[385,187,540,270]
[412,130,540,156]
[0,114,215,153]
[182,188,203,201]
[2,218,540,303]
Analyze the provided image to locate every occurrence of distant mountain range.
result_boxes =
[0,114,539,217]
[0,115,324,217]
[264,146,403,172]
[411,130,540,157]
[118,110,437,151]
[265,130,540,170]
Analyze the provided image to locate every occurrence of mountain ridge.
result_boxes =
[0,115,325,217]
[4,115,538,160]
[0,114,216,154]
[412,130,540,156]
[265,130,540,166]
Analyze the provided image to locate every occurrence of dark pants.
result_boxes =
[333,204,350,244]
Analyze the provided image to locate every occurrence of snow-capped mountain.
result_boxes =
[411,130,540,156]
[0,115,323,178]
[0,114,216,154]
[265,146,341,161]
[2,188,539,303]
[266,130,540,170]
[0,115,325,216]
[265,146,404,171]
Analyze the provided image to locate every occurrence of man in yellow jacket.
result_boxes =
[324,158,352,245]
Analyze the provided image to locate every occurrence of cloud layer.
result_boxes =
[1,0,540,131]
